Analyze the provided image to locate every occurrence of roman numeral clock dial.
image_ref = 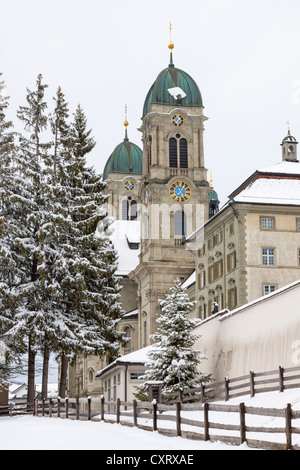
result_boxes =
[169,181,191,202]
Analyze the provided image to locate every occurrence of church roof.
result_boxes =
[142,53,203,116]
[103,132,143,180]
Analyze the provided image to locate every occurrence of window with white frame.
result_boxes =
[262,248,275,265]
[261,217,275,230]
[263,284,276,296]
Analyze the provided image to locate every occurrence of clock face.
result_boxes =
[172,114,184,127]
[169,181,191,202]
[124,180,134,191]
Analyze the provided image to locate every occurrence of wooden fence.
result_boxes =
[32,395,300,450]
[163,365,300,404]
[0,402,34,416]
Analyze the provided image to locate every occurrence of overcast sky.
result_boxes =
[2,0,300,205]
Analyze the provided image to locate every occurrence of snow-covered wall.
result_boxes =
[193,280,300,381]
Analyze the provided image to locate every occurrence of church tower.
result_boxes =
[130,26,213,347]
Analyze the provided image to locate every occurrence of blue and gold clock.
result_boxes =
[172,114,184,127]
[169,181,191,202]
[124,180,134,191]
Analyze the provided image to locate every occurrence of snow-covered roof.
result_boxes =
[109,220,141,276]
[181,271,196,289]
[96,345,155,377]
[259,161,300,175]
[233,177,300,205]
[219,278,300,321]
[186,160,300,244]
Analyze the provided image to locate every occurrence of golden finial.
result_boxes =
[209,171,213,187]
[124,104,129,129]
[168,21,174,51]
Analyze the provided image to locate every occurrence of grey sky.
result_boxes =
[2,0,300,205]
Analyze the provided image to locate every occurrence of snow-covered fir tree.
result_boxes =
[135,278,210,400]
[0,73,24,387]
[53,104,127,396]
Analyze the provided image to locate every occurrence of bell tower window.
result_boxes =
[174,210,186,236]
[169,135,188,168]
[169,137,177,167]
[122,197,137,221]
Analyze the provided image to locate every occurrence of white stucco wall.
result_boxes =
[193,281,300,382]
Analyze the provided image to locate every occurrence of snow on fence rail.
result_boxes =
[162,365,300,404]
[32,395,300,450]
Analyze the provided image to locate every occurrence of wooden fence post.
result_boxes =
[203,402,209,441]
[201,384,205,404]
[285,403,292,450]
[239,403,246,444]
[57,397,60,418]
[279,366,284,393]
[9,403,13,417]
[76,397,79,420]
[65,398,68,419]
[49,398,52,418]
[152,400,157,431]
[250,371,255,397]
[133,399,138,427]
[42,398,45,416]
[116,398,120,424]
[225,377,229,401]
[101,396,105,421]
[176,402,181,437]
[88,397,91,420]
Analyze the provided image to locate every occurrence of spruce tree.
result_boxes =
[56,104,127,397]
[8,74,52,403]
[136,278,209,400]
[0,73,24,387]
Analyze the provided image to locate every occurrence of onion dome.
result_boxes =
[143,31,203,116]
[103,114,143,180]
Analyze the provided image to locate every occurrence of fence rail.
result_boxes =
[29,395,300,450]
[162,365,300,404]
[0,403,34,416]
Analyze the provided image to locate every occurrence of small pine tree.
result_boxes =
[135,278,210,400]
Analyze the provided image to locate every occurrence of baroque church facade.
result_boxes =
[66,32,300,398]
[66,34,219,396]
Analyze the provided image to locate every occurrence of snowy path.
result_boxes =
[0,415,249,451]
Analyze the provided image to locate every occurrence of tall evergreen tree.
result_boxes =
[7,74,53,403]
[136,279,210,399]
[0,73,24,388]
[55,104,127,397]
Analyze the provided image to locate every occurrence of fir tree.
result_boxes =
[135,278,210,400]
[0,73,24,387]
[7,74,53,403]
[55,104,126,397]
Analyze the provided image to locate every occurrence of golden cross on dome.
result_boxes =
[124,104,128,129]
[168,21,174,51]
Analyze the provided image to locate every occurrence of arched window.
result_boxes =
[122,198,137,220]
[179,138,188,168]
[169,137,178,167]
[174,210,186,236]
[124,326,132,350]
[122,199,129,220]
[169,135,188,168]
[130,200,137,220]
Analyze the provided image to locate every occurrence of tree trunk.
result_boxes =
[27,337,35,404]
[42,341,49,400]
[59,353,68,398]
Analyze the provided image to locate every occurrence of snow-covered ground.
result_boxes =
[2,388,300,450]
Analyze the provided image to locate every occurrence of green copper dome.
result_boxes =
[143,53,203,116]
[208,189,219,202]
[103,131,143,180]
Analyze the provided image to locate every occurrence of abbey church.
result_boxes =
[66,30,300,397]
